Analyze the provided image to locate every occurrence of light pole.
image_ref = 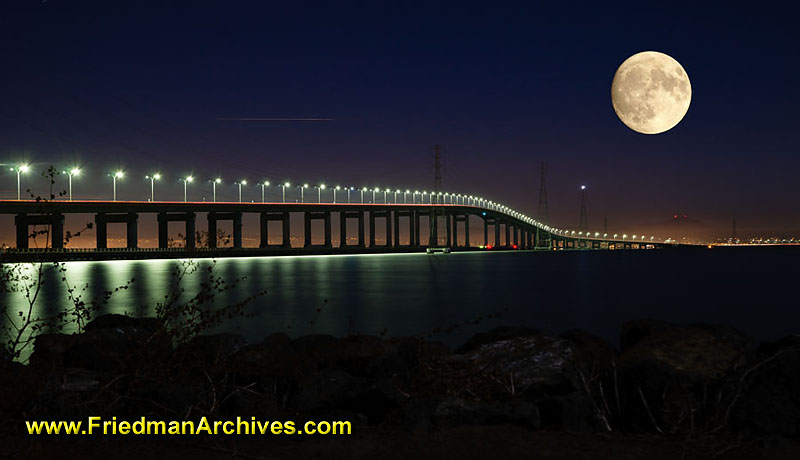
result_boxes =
[181,175,194,202]
[372,187,378,203]
[260,181,269,203]
[146,173,161,202]
[404,190,409,204]
[10,165,30,200]
[211,178,221,202]
[299,183,308,202]
[110,171,124,201]
[347,187,353,203]
[316,184,326,203]
[334,185,340,203]
[235,180,247,202]
[361,187,367,203]
[383,188,388,203]
[64,167,80,201]
[413,190,418,204]
[394,189,400,203]
[281,182,290,203]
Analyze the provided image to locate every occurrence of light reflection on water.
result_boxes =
[2,249,800,350]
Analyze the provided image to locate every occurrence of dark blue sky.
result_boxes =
[1,1,798,238]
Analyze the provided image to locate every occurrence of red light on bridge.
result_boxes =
[512,244,518,249]
[486,244,494,250]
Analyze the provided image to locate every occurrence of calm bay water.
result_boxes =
[3,247,799,348]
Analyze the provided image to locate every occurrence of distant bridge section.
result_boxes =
[0,199,682,262]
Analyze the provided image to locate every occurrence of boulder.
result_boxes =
[733,335,800,437]
[432,398,540,429]
[618,322,754,432]
[456,326,541,354]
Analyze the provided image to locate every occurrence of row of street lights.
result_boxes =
[6,164,659,243]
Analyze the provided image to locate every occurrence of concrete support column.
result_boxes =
[369,212,376,248]
[304,212,312,248]
[50,213,64,249]
[14,214,28,249]
[409,211,416,247]
[463,216,469,246]
[393,211,400,247]
[324,211,332,248]
[495,221,501,247]
[208,213,218,248]
[357,211,365,248]
[233,212,242,248]
[505,222,510,248]
[282,212,291,248]
[414,210,421,247]
[157,213,168,249]
[185,212,196,249]
[446,213,452,247]
[339,212,347,248]
[483,218,488,247]
[95,213,108,249]
[126,213,138,249]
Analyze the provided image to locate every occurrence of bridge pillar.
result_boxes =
[126,213,138,249]
[369,211,392,248]
[96,213,138,249]
[259,212,290,248]
[185,213,196,249]
[208,214,218,248]
[233,213,242,248]
[414,210,421,247]
[504,222,510,248]
[446,213,452,247]
[51,213,64,249]
[157,212,195,249]
[483,218,488,247]
[158,213,168,248]
[96,213,108,249]
[464,215,469,247]
[15,214,28,249]
[304,212,332,248]
[14,213,64,249]
[495,220,501,248]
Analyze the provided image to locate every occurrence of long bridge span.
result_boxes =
[0,199,682,262]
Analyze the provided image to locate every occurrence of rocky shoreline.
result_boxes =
[2,315,799,458]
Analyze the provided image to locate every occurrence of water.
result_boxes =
[2,247,799,349]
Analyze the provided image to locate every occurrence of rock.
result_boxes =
[176,333,246,365]
[31,314,172,371]
[733,335,800,437]
[432,398,540,429]
[619,319,675,352]
[456,326,541,354]
[85,314,163,335]
[618,322,754,432]
[464,335,580,396]
[559,328,618,372]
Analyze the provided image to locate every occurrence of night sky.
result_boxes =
[1,1,798,241]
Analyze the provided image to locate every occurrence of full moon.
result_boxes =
[611,51,691,134]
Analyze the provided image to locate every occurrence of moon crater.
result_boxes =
[611,51,691,134]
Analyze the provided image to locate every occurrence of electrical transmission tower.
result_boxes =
[537,161,548,222]
[430,144,444,247]
[578,185,588,229]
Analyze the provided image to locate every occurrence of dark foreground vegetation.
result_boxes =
[1,315,799,459]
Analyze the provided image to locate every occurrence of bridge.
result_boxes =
[0,195,680,262]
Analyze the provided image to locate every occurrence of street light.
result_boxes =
[347,186,353,203]
[404,190,410,204]
[280,182,290,203]
[10,165,30,200]
[334,185,341,203]
[235,179,247,202]
[146,173,161,202]
[64,167,80,201]
[260,181,270,203]
[210,178,222,202]
[109,171,124,201]
[372,187,379,203]
[316,184,326,203]
[361,187,367,203]
[181,175,194,202]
